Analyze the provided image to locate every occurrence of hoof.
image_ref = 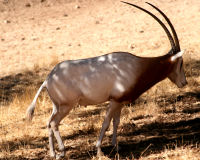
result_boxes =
[97,148,104,157]
[56,154,65,160]
[50,152,56,159]
[115,145,121,152]
[55,151,65,160]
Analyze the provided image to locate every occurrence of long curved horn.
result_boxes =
[121,1,176,52]
[146,2,180,52]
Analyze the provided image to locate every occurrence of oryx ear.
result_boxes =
[170,50,184,61]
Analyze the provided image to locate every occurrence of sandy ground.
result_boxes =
[0,0,200,159]
[0,0,200,78]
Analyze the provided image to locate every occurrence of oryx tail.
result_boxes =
[26,80,47,121]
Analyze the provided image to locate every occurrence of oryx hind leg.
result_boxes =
[48,104,73,159]
[47,103,57,158]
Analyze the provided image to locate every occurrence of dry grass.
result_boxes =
[141,144,200,160]
[0,59,199,159]
[0,0,200,159]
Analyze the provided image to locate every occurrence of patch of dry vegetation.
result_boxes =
[0,0,200,159]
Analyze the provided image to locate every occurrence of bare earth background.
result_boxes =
[0,0,200,159]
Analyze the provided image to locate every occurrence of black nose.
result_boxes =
[184,80,188,86]
[182,80,188,87]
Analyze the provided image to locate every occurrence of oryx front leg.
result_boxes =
[112,105,122,151]
[48,105,72,159]
[96,101,121,156]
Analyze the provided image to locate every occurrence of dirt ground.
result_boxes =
[0,0,200,77]
[0,0,200,159]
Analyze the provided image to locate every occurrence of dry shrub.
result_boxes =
[33,63,40,72]
[49,54,60,67]
[128,101,161,121]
